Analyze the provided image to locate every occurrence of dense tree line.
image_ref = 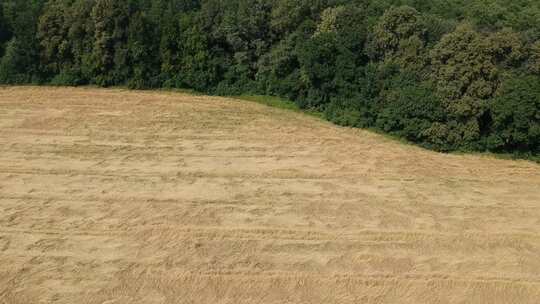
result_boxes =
[1,0,539,156]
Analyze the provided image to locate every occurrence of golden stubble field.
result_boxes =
[1,86,540,303]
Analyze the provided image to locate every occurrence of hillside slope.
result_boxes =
[1,87,540,303]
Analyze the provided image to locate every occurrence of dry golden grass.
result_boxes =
[1,86,540,303]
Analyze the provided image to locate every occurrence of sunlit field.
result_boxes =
[1,86,540,304]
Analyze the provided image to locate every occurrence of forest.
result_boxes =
[1,0,539,157]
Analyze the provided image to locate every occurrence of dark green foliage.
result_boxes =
[465,0,540,33]
[296,4,368,109]
[324,63,379,128]
[488,76,540,153]
[126,9,160,88]
[369,6,426,63]
[0,38,28,83]
[0,5,11,57]
[90,0,131,86]
[1,0,44,83]
[176,13,220,91]
[530,41,540,74]
[376,82,445,148]
[1,0,539,158]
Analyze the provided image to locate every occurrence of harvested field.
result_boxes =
[1,86,540,303]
